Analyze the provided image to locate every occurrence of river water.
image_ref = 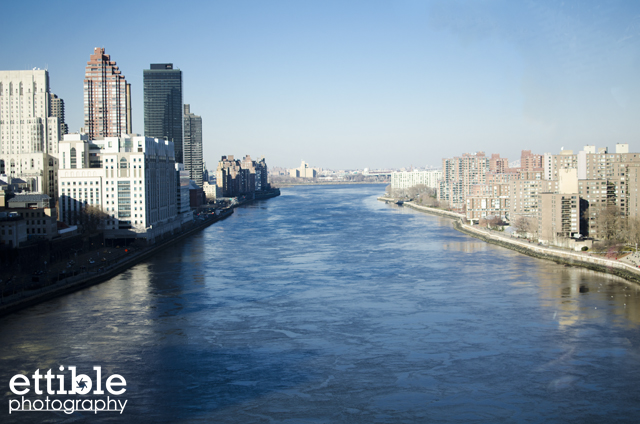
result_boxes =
[1,184,640,423]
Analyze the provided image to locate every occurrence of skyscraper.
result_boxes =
[0,69,60,197]
[143,64,183,163]
[50,94,68,135]
[83,47,130,139]
[183,104,203,187]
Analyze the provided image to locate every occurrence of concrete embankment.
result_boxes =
[0,210,233,317]
[379,197,640,284]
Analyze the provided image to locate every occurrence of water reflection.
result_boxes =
[442,241,487,253]
[0,184,639,423]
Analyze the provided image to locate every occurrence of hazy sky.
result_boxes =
[3,0,640,169]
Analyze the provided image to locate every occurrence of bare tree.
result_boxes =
[513,216,530,234]
[513,216,538,239]
[405,184,429,199]
[596,205,625,244]
[391,188,406,198]
[75,205,109,235]
[626,216,640,247]
[414,187,436,205]
[439,199,451,211]
[485,216,505,229]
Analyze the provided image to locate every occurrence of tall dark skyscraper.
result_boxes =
[143,63,183,163]
[183,104,203,187]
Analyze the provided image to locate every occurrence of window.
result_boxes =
[70,147,77,168]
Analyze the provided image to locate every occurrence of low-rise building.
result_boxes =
[202,181,220,200]
[5,193,57,240]
[289,160,318,179]
[0,212,27,248]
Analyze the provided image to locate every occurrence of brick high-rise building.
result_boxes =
[489,153,509,173]
[438,152,493,209]
[83,48,131,140]
[520,150,543,171]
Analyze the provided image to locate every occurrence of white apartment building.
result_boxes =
[0,70,61,197]
[58,134,180,242]
[391,169,443,190]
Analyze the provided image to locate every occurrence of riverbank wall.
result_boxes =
[0,209,233,317]
[378,197,466,220]
[278,181,387,188]
[378,197,640,284]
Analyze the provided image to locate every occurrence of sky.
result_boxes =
[2,0,640,170]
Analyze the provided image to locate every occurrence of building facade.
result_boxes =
[538,193,580,243]
[50,94,68,135]
[439,152,493,209]
[58,135,179,241]
[144,64,183,163]
[289,161,318,178]
[255,157,269,192]
[0,212,26,249]
[183,104,203,186]
[391,169,443,191]
[5,193,57,240]
[216,155,268,198]
[0,69,60,197]
[83,48,130,140]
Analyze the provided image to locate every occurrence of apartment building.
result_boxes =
[84,48,131,139]
[183,104,203,187]
[391,169,443,190]
[544,150,577,181]
[509,179,558,221]
[538,193,580,242]
[0,70,61,197]
[537,168,580,243]
[466,196,510,222]
[439,152,493,209]
[255,157,269,192]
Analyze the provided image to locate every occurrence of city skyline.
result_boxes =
[2,0,639,169]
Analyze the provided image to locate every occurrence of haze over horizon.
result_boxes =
[3,0,640,170]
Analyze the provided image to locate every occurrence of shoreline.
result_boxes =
[276,181,387,187]
[0,209,233,318]
[378,197,640,285]
[1,189,283,317]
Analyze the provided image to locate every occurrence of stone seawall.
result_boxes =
[378,197,640,284]
[454,221,640,284]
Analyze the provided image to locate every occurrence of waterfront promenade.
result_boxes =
[378,196,640,284]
